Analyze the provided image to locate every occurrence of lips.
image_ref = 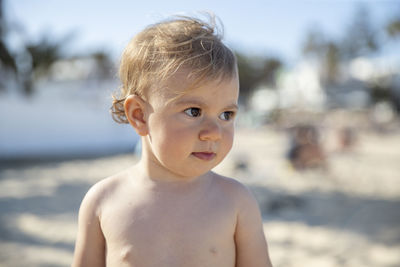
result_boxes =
[192,152,216,161]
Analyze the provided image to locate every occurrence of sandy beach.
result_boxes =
[0,127,399,267]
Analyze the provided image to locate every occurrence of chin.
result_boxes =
[161,155,225,179]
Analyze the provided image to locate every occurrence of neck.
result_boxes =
[135,155,207,183]
[131,159,212,194]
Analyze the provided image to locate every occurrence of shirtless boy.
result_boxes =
[72,15,273,267]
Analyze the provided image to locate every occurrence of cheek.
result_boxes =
[150,118,195,153]
[222,127,235,152]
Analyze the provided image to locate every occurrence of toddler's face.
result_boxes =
[144,73,239,179]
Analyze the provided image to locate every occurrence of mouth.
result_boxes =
[192,152,216,161]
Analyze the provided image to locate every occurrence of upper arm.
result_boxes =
[234,185,273,267]
[72,184,106,267]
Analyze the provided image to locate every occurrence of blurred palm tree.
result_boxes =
[0,0,17,86]
[340,6,378,59]
[302,29,340,85]
[302,5,379,86]
[302,5,400,114]
[22,36,65,95]
[91,51,115,79]
[236,52,282,106]
[0,0,114,95]
[27,38,63,80]
[386,16,400,39]
[0,0,65,95]
[302,28,327,57]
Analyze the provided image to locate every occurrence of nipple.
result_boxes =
[121,246,133,261]
[209,247,218,256]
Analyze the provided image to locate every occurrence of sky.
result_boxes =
[5,0,400,64]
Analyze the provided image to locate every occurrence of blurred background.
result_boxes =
[0,0,399,266]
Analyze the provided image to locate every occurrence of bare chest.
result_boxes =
[100,191,237,267]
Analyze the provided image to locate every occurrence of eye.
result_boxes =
[219,111,235,121]
[184,107,202,117]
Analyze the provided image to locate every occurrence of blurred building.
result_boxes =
[249,55,400,118]
[277,61,326,111]
[0,57,139,160]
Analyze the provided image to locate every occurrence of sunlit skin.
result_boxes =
[72,72,273,267]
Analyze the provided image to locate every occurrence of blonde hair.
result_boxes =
[111,15,237,123]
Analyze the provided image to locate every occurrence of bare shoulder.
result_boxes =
[210,172,259,211]
[73,168,133,266]
[212,173,273,267]
[79,167,132,216]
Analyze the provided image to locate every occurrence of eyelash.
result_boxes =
[183,108,235,121]
[184,107,202,117]
[220,111,235,121]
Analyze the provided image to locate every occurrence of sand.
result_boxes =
[0,127,399,267]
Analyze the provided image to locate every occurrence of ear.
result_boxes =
[124,95,149,136]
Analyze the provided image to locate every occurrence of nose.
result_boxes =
[199,118,222,141]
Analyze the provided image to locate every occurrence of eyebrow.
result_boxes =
[174,98,238,110]
[225,103,239,110]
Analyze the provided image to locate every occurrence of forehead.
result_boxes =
[149,70,239,105]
